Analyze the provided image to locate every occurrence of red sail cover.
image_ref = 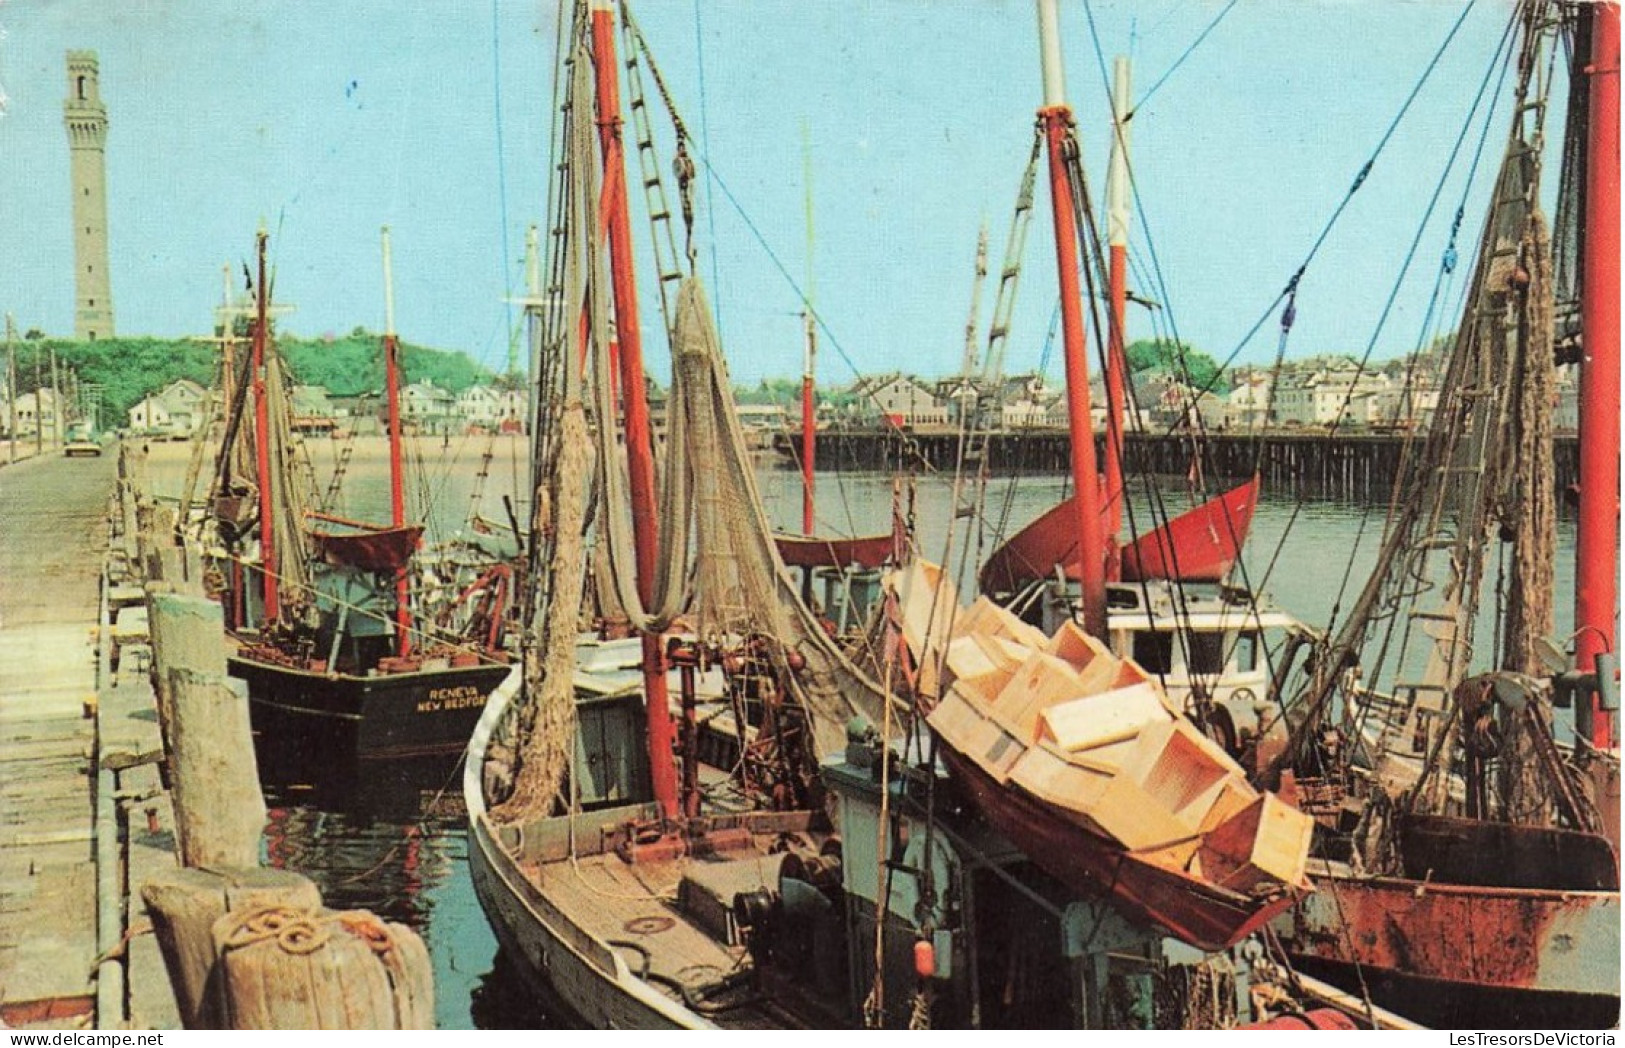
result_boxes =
[978,478,1259,593]
[774,531,895,571]
[1120,477,1258,583]
[310,523,424,573]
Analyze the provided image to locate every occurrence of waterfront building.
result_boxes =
[846,372,948,428]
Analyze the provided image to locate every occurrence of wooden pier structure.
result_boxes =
[0,443,434,1031]
[774,429,1583,501]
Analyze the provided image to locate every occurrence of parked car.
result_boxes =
[63,426,102,457]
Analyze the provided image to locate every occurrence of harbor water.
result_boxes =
[141,434,1579,1028]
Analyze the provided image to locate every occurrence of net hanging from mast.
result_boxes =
[590,277,897,758]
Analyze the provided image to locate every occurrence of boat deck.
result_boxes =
[517,845,812,1028]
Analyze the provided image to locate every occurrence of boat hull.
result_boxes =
[1275,868,1621,1028]
[461,676,707,1030]
[230,654,512,761]
[938,745,1295,952]
[979,479,1258,593]
[773,531,893,571]
[466,813,699,1031]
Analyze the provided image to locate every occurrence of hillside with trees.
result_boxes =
[9,329,496,423]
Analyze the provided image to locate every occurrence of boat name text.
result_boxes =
[417,686,484,714]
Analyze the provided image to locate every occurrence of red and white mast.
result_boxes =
[251,226,279,624]
[381,226,413,657]
[1577,1,1619,749]
[1036,0,1108,637]
[1103,55,1132,551]
[802,123,818,536]
[801,315,817,536]
[590,0,680,819]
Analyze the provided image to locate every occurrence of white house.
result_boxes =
[6,387,64,439]
[402,381,456,423]
[1272,366,1389,427]
[848,373,948,428]
[457,384,504,425]
[1221,375,1274,429]
[127,379,207,436]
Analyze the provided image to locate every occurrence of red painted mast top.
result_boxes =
[381,226,414,657]
[1578,1,1619,750]
[1035,0,1108,638]
[251,227,279,624]
[590,0,680,818]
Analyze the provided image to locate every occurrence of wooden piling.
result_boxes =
[141,867,321,1029]
[145,591,228,775]
[787,429,1579,503]
[164,669,265,869]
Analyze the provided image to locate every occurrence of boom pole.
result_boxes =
[591,0,680,819]
[802,120,817,536]
[1036,0,1108,637]
[252,227,278,623]
[1104,55,1132,547]
[1578,0,1620,749]
[382,226,413,657]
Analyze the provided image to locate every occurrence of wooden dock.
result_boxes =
[0,450,109,1024]
[772,429,1583,500]
[0,447,179,1030]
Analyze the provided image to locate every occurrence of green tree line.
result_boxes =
[6,330,495,423]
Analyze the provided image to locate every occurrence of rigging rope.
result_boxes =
[1124,0,1239,121]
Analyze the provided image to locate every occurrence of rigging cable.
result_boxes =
[692,0,725,341]
[1123,0,1239,122]
[1084,0,1483,412]
[491,0,520,376]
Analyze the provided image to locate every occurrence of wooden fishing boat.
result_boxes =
[1267,1,1620,1027]
[772,531,893,571]
[1279,828,1620,1028]
[202,229,511,764]
[903,565,1312,953]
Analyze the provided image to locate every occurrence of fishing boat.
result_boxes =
[459,0,1374,1031]
[201,228,511,765]
[1265,0,1620,1028]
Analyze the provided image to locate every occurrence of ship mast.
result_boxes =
[381,225,412,657]
[1577,1,1619,750]
[1035,0,1108,637]
[251,226,278,624]
[1104,55,1132,548]
[590,0,680,818]
[801,121,817,537]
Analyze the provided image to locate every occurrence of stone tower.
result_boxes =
[63,50,114,341]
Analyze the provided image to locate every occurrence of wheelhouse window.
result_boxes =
[1187,631,1226,675]
[1132,631,1173,674]
[1234,630,1260,673]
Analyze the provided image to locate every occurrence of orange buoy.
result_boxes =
[913,938,936,979]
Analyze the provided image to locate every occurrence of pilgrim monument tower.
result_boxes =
[63,50,114,340]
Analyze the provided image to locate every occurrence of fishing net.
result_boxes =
[665,279,897,756]
[493,400,591,822]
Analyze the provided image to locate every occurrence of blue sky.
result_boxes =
[0,1,1547,387]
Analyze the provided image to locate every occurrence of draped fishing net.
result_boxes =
[593,277,897,759]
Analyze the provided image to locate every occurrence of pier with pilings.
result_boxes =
[771,428,1582,501]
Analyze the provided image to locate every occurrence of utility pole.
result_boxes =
[33,341,42,456]
[50,348,62,445]
[5,315,15,465]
